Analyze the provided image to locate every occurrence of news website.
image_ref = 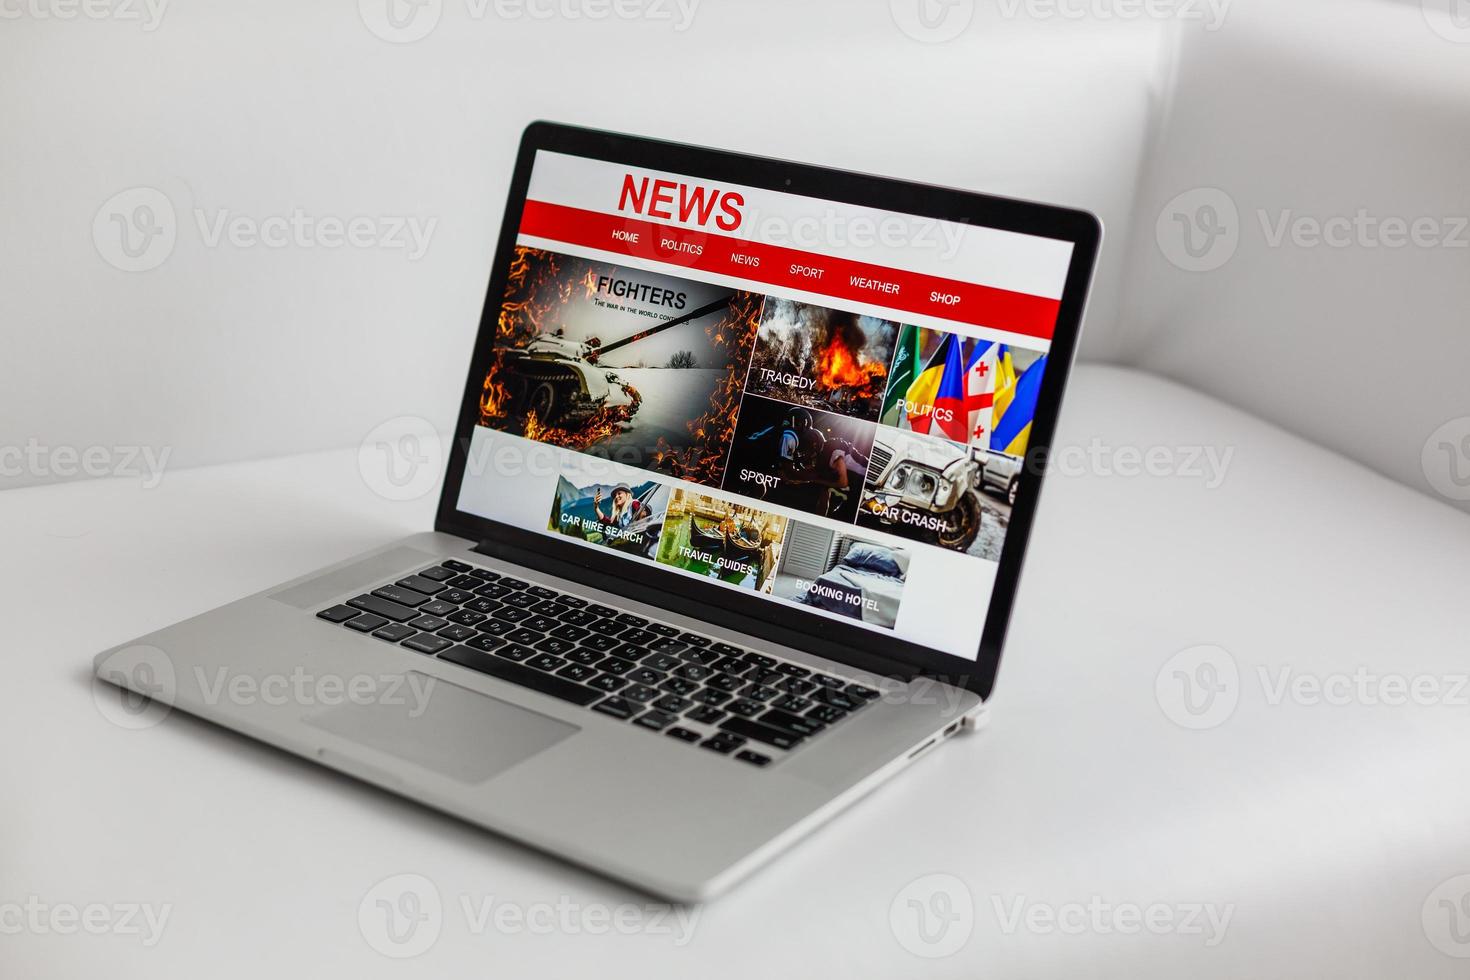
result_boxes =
[455,150,1072,660]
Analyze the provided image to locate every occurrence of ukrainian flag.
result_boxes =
[991,353,1046,456]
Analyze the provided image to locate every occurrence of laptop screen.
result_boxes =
[454,148,1074,662]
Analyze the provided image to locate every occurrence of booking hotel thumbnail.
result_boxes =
[743,299,899,422]
[480,246,761,486]
[723,395,874,523]
[549,469,671,560]
[655,488,788,592]
[771,526,908,630]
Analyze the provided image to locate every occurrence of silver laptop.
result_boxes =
[94,122,1100,901]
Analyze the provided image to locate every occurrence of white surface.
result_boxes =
[6,365,1470,977]
[0,2,1163,488]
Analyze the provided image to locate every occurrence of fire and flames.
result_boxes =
[813,329,887,398]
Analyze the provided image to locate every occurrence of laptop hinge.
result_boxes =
[473,536,922,682]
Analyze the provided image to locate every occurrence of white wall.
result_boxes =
[1117,0,1470,511]
[1,0,1165,489]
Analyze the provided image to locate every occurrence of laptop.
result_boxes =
[94,122,1100,901]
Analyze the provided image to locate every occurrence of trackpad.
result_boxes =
[306,673,578,783]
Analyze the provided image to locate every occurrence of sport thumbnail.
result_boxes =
[743,299,898,422]
[549,471,670,560]
[655,489,787,591]
[771,526,908,630]
[480,246,762,486]
[722,395,874,523]
[856,428,1010,560]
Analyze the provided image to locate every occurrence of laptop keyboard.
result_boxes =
[316,559,880,767]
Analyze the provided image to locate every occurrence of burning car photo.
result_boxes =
[855,428,1009,560]
[480,246,762,487]
[743,299,897,422]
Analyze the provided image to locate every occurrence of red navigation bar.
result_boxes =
[518,200,1061,341]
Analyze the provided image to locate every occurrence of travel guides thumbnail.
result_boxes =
[655,488,788,592]
[480,245,762,487]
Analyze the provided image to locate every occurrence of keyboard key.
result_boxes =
[692,688,731,706]
[665,726,701,743]
[643,653,680,672]
[719,717,803,750]
[615,613,648,627]
[466,567,499,581]
[759,708,826,738]
[437,625,478,643]
[534,637,578,656]
[650,638,688,654]
[659,677,697,696]
[447,609,487,627]
[347,594,419,622]
[590,620,626,637]
[474,583,513,600]
[627,667,665,686]
[776,663,810,678]
[556,662,597,683]
[675,663,711,682]
[806,704,846,725]
[560,609,599,627]
[566,648,605,666]
[417,566,457,582]
[526,585,558,600]
[813,674,846,689]
[345,613,388,632]
[846,683,881,700]
[645,622,680,637]
[725,698,764,718]
[495,644,536,662]
[506,628,545,645]
[503,592,539,609]
[526,654,566,673]
[446,574,482,589]
[741,652,776,669]
[420,600,458,618]
[593,697,637,720]
[317,605,358,623]
[438,588,475,604]
[700,732,745,755]
[707,672,742,692]
[441,559,472,572]
[585,603,618,618]
[735,750,771,768]
[402,634,452,655]
[746,667,783,685]
[773,694,812,712]
[679,648,720,666]
[622,683,658,703]
[619,629,658,646]
[498,577,530,590]
[367,587,425,609]
[711,656,746,674]
[396,575,446,596]
[491,607,531,624]
[477,619,516,638]
[550,624,590,642]
[678,633,711,647]
[531,601,571,618]
[777,678,815,696]
[466,633,505,652]
[581,634,621,653]
[556,595,587,609]
[588,673,628,692]
[373,623,416,642]
[742,684,779,702]
[633,710,677,731]
[522,615,560,633]
[654,694,691,713]
[464,598,502,615]
[596,657,636,676]
[686,705,726,725]
[409,615,449,631]
[813,688,861,712]
[710,642,744,657]
[439,646,600,706]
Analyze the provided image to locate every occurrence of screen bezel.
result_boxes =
[435,121,1100,699]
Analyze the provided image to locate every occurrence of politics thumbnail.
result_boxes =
[742,299,898,422]
[770,526,907,630]
[722,394,874,523]
[480,246,762,486]
[655,488,787,591]
[548,470,670,560]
